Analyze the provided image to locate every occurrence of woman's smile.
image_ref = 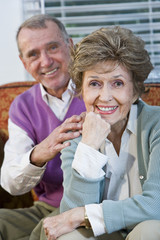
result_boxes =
[82,61,138,129]
[96,105,118,114]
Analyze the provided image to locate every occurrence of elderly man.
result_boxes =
[0,14,85,240]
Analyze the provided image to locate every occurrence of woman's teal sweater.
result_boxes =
[60,100,160,233]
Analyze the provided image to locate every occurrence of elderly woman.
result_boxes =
[43,26,160,240]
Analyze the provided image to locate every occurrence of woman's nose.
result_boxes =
[99,86,113,102]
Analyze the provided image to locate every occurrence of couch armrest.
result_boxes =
[0,81,36,208]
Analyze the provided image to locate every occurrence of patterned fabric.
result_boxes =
[0,81,36,208]
[0,136,4,168]
[0,81,36,143]
[142,83,160,106]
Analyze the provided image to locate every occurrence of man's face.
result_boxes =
[18,21,72,97]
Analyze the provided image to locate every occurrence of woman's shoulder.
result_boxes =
[138,99,160,114]
[137,100,160,126]
[61,135,82,155]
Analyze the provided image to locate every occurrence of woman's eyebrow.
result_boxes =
[111,74,124,78]
[88,75,100,79]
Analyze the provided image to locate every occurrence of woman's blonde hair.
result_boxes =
[70,26,153,97]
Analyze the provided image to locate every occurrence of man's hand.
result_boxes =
[30,113,86,167]
[43,207,85,240]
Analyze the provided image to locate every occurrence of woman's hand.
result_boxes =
[43,207,85,240]
[81,112,111,150]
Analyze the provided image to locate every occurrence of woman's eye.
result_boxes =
[89,81,100,87]
[113,80,124,87]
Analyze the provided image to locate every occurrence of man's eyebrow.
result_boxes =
[26,49,37,57]
[46,41,60,46]
[25,41,61,57]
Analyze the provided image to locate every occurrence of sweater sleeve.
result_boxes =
[60,136,105,212]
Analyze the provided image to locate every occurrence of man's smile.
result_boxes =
[43,67,58,75]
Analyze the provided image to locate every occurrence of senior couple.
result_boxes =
[0,14,160,240]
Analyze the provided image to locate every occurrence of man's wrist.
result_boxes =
[30,147,46,167]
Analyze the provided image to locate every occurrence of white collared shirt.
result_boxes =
[72,104,142,236]
[40,81,73,120]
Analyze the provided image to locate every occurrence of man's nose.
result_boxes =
[40,52,53,68]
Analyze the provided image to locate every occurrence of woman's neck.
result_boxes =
[108,117,128,155]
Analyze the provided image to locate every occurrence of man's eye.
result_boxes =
[50,45,57,51]
[28,52,37,58]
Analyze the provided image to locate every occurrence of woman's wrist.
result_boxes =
[84,208,92,229]
[78,207,92,229]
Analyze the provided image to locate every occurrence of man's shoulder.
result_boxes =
[11,83,40,106]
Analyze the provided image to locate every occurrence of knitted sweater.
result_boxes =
[60,100,160,232]
[9,83,86,207]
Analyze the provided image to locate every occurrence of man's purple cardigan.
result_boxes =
[9,83,86,207]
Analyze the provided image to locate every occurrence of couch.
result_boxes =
[0,81,160,208]
[0,81,36,208]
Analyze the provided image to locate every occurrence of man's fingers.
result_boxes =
[59,122,82,133]
[54,132,80,150]
[64,114,82,123]
[51,131,80,153]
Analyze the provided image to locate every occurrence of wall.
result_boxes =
[0,0,29,85]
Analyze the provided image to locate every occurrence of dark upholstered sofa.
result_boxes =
[0,81,160,208]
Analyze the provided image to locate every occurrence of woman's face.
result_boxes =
[82,61,138,129]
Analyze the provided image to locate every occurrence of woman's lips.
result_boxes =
[96,105,118,114]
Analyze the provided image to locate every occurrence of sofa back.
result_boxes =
[0,81,36,208]
[142,83,160,106]
[0,81,36,143]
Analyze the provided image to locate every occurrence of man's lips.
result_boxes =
[43,67,58,75]
[96,105,118,114]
